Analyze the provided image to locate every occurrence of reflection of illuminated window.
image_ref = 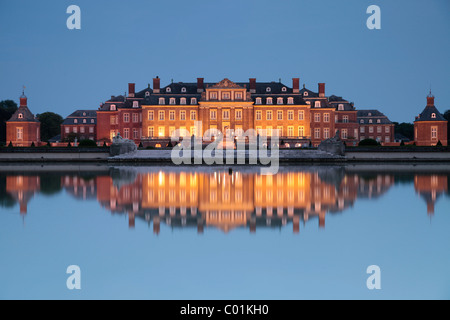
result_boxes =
[169,190,175,202]
[210,191,217,203]
[169,173,176,186]
[148,190,154,201]
[298,190,305,202]
[159,190,165,201]
[288,190,294,202]
[235,191,243,203]
[180,190,186,202]
[256,190,262,202]
[267,190,273,201]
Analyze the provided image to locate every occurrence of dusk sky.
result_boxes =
[1,0,449,122]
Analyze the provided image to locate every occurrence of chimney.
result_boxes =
[292,78,300,93]
[318,83,325,97]
[249,78,256,93]
[197,78,204,93]
[427,91,435,106]
[128,83,135,97]
[153,77,160,93]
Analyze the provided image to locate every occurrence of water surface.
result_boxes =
[1,164,449,299]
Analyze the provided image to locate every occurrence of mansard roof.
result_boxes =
[8,105,39,122]
[415,105,446,122]
[357,109,393,124]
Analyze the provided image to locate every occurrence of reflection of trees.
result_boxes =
[40,174,63,196]
[0,175,16,208]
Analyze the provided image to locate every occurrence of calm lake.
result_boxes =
[0,164,449,299]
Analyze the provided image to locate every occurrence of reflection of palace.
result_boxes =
[2,169,449,231]
[414,175,448,215]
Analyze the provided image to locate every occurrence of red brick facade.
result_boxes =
[414,94,448,146]
[6,94,41,146]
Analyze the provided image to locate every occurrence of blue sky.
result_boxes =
[0,0,449,122]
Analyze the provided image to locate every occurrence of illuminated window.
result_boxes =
[288,110,294,120]
[190,111,196,121]
[277,110,283,120]
[169,111,175,121]
[148,111,154,121]
[18,113,23,119]
[148,127,154,137]
[314,101,321,108]
[338,104,344,111]
[287,126,294,137]
[256,110,262,120]
[298,110,304,120]
[110,104,116,111]
[266,110,272,120]
[235,110,242,120]
[16,127,23,140]
[223,110,230,120]
[210,110,217,120]
[158,127,165,137]
[324,128,330,139]
[180,111,186,121]
[324,113,330,122]
[298,126,304,137]
[159,111,165,121]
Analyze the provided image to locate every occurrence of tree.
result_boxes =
[359,138,380,146]
[37,112,63,142]
[0,100,18,143]
[393,122,414,141]
[78,139,97,147]
[444,110,450,145]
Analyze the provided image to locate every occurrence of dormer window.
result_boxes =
[181,87,187,93]
[431,113,436,119]
[235,92,242,100]
[74,119,78,124]
[18,113,23,119]
[91,119,95,124]
[267,97,273,105]
[368,112,372,116]
[377,119,381,124]
[110,104,116,111]
[83,119,86,124]
[314,101,321,108]
[369,119,373,124]
[166,87,171,93]
[210,92,217,100]
[133,101,139,108]
[180,98,186,105]
[83,112,86,116]
[145,91,150,97]
[360,119,364,124]
[303,92,308,97]
[282,87,287,92]
[277,97,283,105]
[256,98,262,105]
[287,97,294,105]
[306,101,311,105]
[169,98,176,105]
[159,98,165,105]
[191,98,197,105]
[266,87,271,93]
[338,104,344,111]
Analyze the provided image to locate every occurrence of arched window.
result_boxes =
[338,104,344,111]
[255,98,262,104]
[18,113,23,119]
[133,101,139,108]
[282,87,287,92]
[74,119,78,124]
[266,87,271,93]
[181,87,187,93]
[303,92,308,97]
[431,113,436,119]
[159,98,165,105]
[180,98,186,105]
[166,87,171,93]
[83,119,86,124]
[267,97,273,105]
[277,97,283,105]
[191,98,197,105]
[145,91,150,97]
[287,97,294,105]
[110,104,116,111]
[314,101,321,108]
[169,98,176,105]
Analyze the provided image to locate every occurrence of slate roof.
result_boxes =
[328,95,355,111]
[357,110,393,125]
[62,110,97,125]
[415,105,447,122]
[8,105,39,122]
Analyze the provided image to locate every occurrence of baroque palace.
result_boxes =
[96,77,393,147]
